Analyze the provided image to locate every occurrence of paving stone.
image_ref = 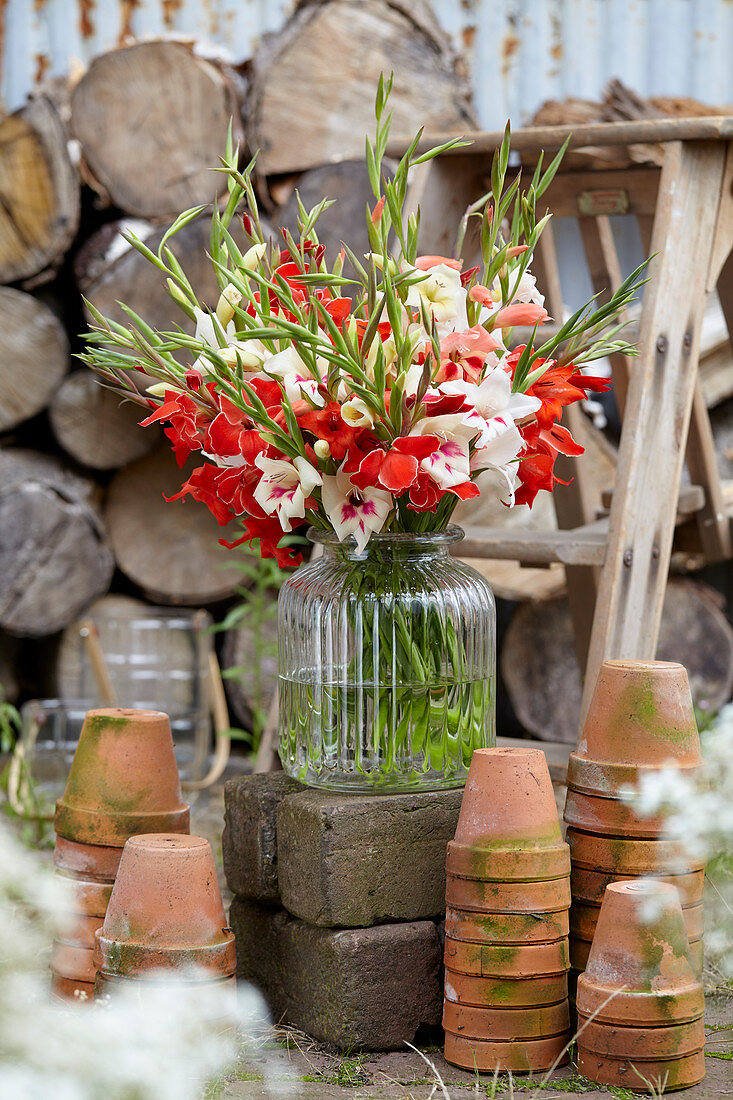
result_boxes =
[230,896,443,1051]
[276,788,463,926]
[223,773,304,902]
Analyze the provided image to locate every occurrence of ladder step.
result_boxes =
[601,483,706,519]
[456,521,608,567]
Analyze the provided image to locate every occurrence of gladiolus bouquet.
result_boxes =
[82,76,647,573]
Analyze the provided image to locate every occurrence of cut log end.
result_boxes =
[0,287,69,432]
[50,371,157,470]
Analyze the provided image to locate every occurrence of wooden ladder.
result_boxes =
[399,117,733,728]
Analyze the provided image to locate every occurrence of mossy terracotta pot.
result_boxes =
[95,972,237,994]
[55,709,189,847]
[571,935,703,979]
[576,881,704,1025]
[445,905,569,945]
[56,912,104,951]
[576,1048,705,1091]
[446,841,570,882]
[570,901,703,944]
[446,872,571,913]
[444,967,568,1008]
[444,1031,569,1073]
[454,747,564,852]
[51,941,96,983]
[563,788,667,837]
[566,828,704,875]
[443,999,569,1041]
[56,874,114,918]
[444,936,570,978]
[577,660,702,769]
[577,1013,705,1060]
[95,834,235,979]
[570,867,705,909]
[51,974,95,1001]
[54,835,124,880]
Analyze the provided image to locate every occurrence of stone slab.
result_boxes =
[230,896,443,1051]
[223,773,305,902]
[277,787,463,926]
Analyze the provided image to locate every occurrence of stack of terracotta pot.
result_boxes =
[443,747,572,1074]
[577,879,705,1091]
[51,708,190,999]
[564,660,705,978]
[94,833,236,997]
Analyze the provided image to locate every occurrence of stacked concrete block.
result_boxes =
[223,773,462,1050]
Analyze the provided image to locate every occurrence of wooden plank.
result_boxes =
[707,142,733,292]
[540,168,660,220]
[577,214,632,413]
[581,140,727,723]
[601,483,705,518]
[456,522,608,567]
[389,117,733,160]
[684,378,733,561]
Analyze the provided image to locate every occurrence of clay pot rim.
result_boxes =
[123,833,209,854]
[443,1030,570,1073]
[576,1012,705,1060]
[96,970,237,987]
[444,936,571,978]
[447,840,570,882]
[54,803,190,847]
[444,968,568,1009]
[566,827,706,873]
[95,931,235,965]
[569,867,705,909]
[442,999,570,1041]
[576,979,704,1025]
[567,754,702,797]
[563,789,667,838]
[51,941,96,981]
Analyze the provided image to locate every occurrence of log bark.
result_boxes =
[70,41,244,218]
[249,0,474,175]
[0,287,69,432]
[0,466,114,639]
[501,579,733,744]
[104,446,245,606]
[50,370,157,471]
[221,599,279,730]
[0,95,80,285]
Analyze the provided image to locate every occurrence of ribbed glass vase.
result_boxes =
[278,526,495,792]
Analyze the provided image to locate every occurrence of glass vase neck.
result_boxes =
[308,525,464,563]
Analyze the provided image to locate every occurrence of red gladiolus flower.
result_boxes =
[299,402,357,461]
[140,391,206,467]
[221,515,303,569]
[350,435,440,495]
[165,464,234,525]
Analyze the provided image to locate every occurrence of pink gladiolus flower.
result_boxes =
[414,255,463,271]
[492,303,549,328]
[468,284,494,306]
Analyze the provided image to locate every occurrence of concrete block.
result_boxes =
[277,788,463,926]
[230,896,443,1051]
[223,773,304,902]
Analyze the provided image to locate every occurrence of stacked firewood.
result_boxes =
[0,0,474,718]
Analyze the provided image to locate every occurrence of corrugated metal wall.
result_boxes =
[2,0,732,122]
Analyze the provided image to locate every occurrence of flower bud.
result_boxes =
[166,278,191,311]
[216,283,242,327]
[241,243,268,272]
[146,381,183,397]
[314,439,331,461]
[185,368,203,391]
[218,345,263,370]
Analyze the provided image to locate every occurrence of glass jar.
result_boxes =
[278,526,495,791]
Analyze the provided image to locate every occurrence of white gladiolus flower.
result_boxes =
[321,467,392,553]
[254,454,322,532]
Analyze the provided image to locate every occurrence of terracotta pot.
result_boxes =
[444,967,568,1009]
[570,901,703,945]
[578,660,702,768]
[570,867,705,909]
[564,788,667,838]
[51,941,96,982]
[566,828,704,875]
[446,841,570,882]
[51,973,95,1001]
[95,971,237,992]
[445,906,569,945]
[571,935,704,979]
[566,754,702,799]
[446,873,571,913]
[54,835,123,881]
[96,834,235,979]
[577,1013,705,1060]
[576,1048,705,1091]
[444,1031,569,1073]
[56,912,104,950]
[55,709,189,846]
[444,936,569,978]
[55,873,113,918]
[454,747,563,851]
[443,999,569,1041]
[576,881,704,1025]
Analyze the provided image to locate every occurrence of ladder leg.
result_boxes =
[581,140,727,725]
